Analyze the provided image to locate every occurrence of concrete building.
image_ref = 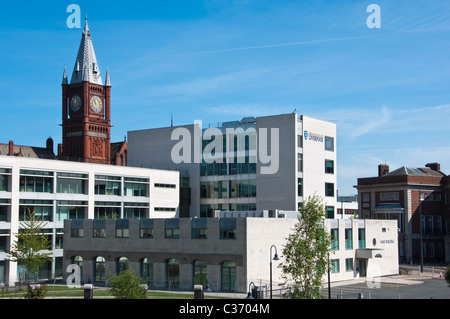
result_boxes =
[0,155,179,285]
[62,217,398,293]
[128,113,337,218]
[355,163,449,264]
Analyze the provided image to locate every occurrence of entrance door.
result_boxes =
[359,259,367,277]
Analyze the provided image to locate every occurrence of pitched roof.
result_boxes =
[0,144,55,160]
[70,17,103,85]
[384,166,445,178]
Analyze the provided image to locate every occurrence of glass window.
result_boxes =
[345,258,353,272]
[0,168,11,192]
[325,160,334,174]
[325,183,334,197]
[94,202,121,219]
[326,206,334,219]
[56,201,86,221]
[117,257,129,274]
[19,170,53,193]
[93,220,106,238]
[331,228,339,250]
[220,219,236,239]
[57,173,87,194]
[95,175,121,195]
[124,177,148,197]
[193,260,208,288]
[165,219,180,239]
[192,218,207,239]
[19,200,53,221]
[298,178,303,197]
[140,219,154,238]
[141,258,153,287]
[221,261,236,292]
[345,228,353,249]
[325,136,334,151]
[358,228,365,248]
[331,259,340,273]
[166,258,179,288]
[94,256,105,282]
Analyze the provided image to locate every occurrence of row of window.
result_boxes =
[330,228,366,251]
[0,200,176,222]
[0,169,154,197]
[200,179,257,199]
[71,219,238,240]
[73,256,238,291]
[200,203,257,218]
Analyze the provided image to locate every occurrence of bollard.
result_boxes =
[84,284,94,299]
[194,285,204,299]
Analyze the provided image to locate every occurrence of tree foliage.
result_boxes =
[109,268,147,299]
[280,195,331,299]
[6,209,52,282]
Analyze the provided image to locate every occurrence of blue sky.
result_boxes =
[1,0,450,195]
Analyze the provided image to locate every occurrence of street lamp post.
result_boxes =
[270,245,280,299]
[419,190,424,273]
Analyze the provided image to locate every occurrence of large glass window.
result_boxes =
[0,199,10,222]
[229,179,256,198]
[19,200,53,221]
[0,168,11,192]
[140,219,153,238]
[95,175,121,195]
[124,177,148,197]
[57,172,87,194]
[56,201,86,221]
[165,219,179,239]
[124,202,148,219]
[19,170,53,193]
[117,257,129,274]
[94,202,121,219]
[221,261,236,292]
[358,228,365,248]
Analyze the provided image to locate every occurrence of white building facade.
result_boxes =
[128,113,337,218]
[0,156,179,285]
[62,217,398,294]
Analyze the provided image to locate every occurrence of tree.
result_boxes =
[109,267,147,299]
[7,209,52,283]
[280,195,331,299]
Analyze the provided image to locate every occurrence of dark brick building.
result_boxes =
[355,163,450,264]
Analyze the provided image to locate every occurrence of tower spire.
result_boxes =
[70,16,102,85]
[62,65,68,85]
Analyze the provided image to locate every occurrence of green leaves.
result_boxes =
[6,209,52,282]
[280,195,331,299]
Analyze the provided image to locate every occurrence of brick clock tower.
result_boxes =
[60,18,117,165]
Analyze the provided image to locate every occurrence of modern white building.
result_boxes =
[0,155,179,285]
[128,113,337,218]
[62,216,398,293]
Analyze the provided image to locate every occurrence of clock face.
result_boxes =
[70,95,82,112]
[90,96,103,113]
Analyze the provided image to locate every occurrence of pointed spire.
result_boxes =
[70,16,102,85]
[62,65,68,84]
[105,67,111,86]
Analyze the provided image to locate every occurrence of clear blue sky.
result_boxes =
[1,0,450,194]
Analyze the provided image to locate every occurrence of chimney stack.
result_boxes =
[8,140,14,156]
[425,162,440,171]
[378,164,389,177]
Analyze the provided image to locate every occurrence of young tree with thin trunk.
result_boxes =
[280,195,331,299]
[6,209,52,283]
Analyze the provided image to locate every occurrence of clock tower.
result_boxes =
[60,17,112,164]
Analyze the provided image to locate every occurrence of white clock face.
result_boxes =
[90,96,103,113]
[70,95,82,112]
